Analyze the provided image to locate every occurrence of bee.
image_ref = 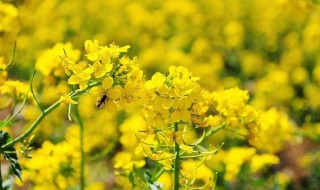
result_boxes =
[96,94,108,108]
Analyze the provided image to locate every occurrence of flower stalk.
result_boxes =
[72,103,85,190]
[174,122,180,190]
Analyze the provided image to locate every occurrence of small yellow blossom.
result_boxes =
[59,94,77,105]
[68,64,93,90]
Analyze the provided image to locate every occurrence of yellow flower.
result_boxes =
[91,61,113,78]
[107,43,130,58]
[84,40,101,62]
[171,96,192,122]
[59,94,77,105]
[211,87,249,117]
[90,76,123,111]
[248,108,294,153]
[145,72,167,90]
[36,43,80,76]
[0,80,29,99]
[68,64,93,90]
[205,115,223,127]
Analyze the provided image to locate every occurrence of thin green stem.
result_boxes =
[72,104,85,190]
[1,82,99,150]
[205,124,226,139]
[174,122,180,190]
[0,154,2,190]
[30,69,44,113]
[1,100,60,149]
[152,167,165,182]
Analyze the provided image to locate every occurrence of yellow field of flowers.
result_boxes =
[1,0,320,189]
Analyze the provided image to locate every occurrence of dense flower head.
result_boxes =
[247,108,294,153]
[143,66,207,125]
[209,87,259,128]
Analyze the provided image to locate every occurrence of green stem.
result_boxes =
[205,124,226,139]
[0,154,2,190]
[73,104,85,190]
[152,167,165,182]
[174,122,180,190]
[1,82,99,150]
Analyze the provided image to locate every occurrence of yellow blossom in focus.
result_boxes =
[107,43,130,58]
[145,72,167,90]
[85,40,101,61]
[59,94,77,105]
[90,76,123,111]
[68,64,93,90]
[171,97,192,122]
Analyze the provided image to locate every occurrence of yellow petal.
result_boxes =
[145,81,155,89]
[86,52,99,61]
[78,80,88,90]
[84,40,95,52]
[105,63,113,72]
[90,87,103,96]
[107,88,121,100]
[102,77,113,90]
[68,75,78,84]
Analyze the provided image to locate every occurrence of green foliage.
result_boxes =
[0,131,22,182]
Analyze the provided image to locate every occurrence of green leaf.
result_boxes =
[128,171,136,188]
[0,131,22,181]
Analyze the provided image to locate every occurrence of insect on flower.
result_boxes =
[96,94,108,108]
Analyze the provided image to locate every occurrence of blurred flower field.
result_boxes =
[1,0,320,189]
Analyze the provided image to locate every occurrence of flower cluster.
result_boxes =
[60,40,144,112]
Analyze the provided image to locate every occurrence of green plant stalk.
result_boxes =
[72,104,85,190]
[205,124,226,139]
[174,122,180,190]
[1,82,99,150]
[0,154,2,190]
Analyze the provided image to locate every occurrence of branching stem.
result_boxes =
[1,82,99,150]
